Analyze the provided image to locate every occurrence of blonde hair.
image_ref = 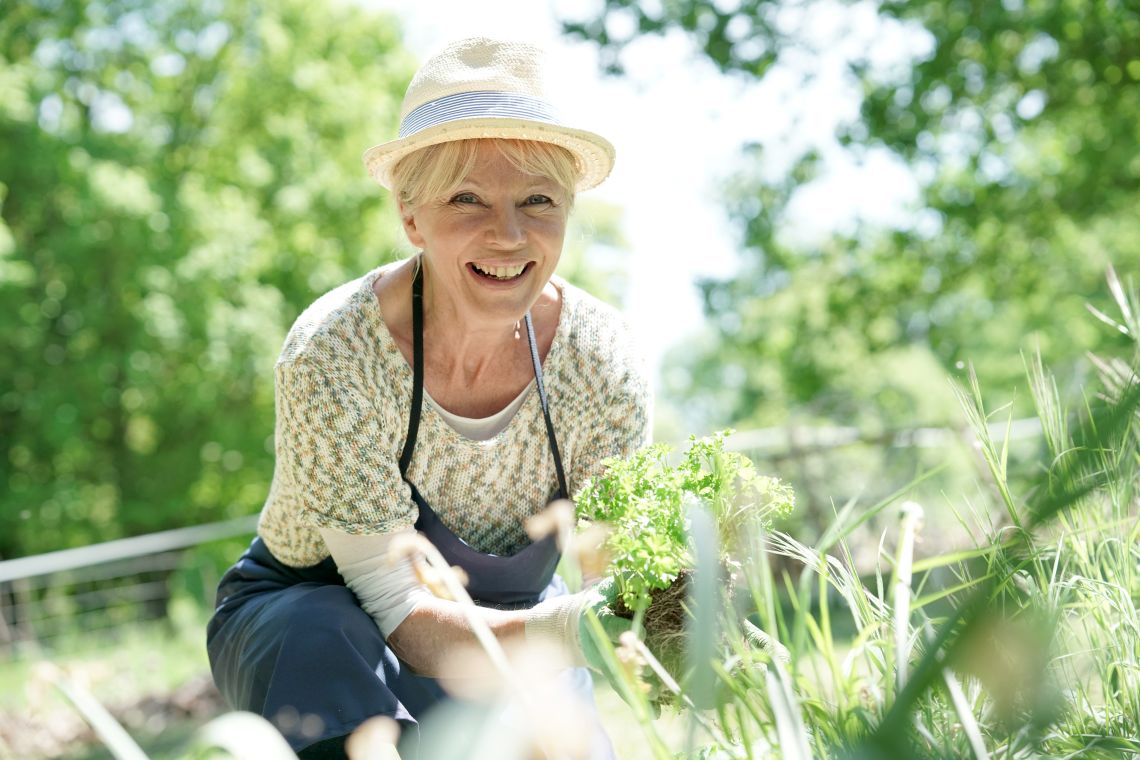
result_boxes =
[390,139,580,211]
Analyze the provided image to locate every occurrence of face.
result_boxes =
[399,141,570,327]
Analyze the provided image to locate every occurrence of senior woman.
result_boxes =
[206,37,650,759]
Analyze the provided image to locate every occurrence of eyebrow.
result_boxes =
[457,176,560,193]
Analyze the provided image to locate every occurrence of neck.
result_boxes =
[420,267,528,388]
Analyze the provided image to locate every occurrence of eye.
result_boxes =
[450,192,480,205]
[523,194,553,206]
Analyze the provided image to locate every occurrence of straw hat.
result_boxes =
[362,37,615,192]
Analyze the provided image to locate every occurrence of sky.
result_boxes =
[371,0,928,376]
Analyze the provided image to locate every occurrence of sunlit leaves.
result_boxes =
[570,0,1140,525]
[0,0,411,553]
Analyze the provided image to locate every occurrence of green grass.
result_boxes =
[0,599,218,760]
[569,275,1140,759]
[58,720,203,760]
[0,599,211,711]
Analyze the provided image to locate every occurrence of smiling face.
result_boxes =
[398,140,572,327]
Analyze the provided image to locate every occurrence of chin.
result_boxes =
[481,299,534,323]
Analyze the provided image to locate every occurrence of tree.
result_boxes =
[0,0,413,556]
[566,1,1140,514]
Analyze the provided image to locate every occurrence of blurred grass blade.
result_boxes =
[1028,378,1140,528]
[892,502,923,696]
[1086,302,1130,335]
[684,495,719,710]
[911,545,1003,572]
[764,661,813,760]
[953,366,1024,531]
[873,595,978,747]
[623,632,740,756]
[1105,263,1139,336]
[942,660,989,759]
[47,664,149,760]
[913,574,993,609]
[580,612,674,759]
[923,620,989,760]
[683,495,719,758]
[198,711,298,759]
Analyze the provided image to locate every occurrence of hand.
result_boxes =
[575,577,632,674]
[576,580,663,717]
[522,577,630,671]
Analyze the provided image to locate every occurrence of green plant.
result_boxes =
[573,432,794,714]
[575,431,795,614]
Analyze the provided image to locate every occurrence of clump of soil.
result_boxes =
[611,568,735,708]
[612,570,694,679]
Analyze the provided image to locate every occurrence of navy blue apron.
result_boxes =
[207,264,611,758]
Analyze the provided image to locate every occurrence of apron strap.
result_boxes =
[398,259,425,477]
[398,259,569,500]
[524,312,568,500]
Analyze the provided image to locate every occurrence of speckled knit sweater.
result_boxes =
[257,264,652,568]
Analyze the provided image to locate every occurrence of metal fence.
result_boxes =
[0,516,257,653]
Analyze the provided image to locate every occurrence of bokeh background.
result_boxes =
[1,0,1137,756]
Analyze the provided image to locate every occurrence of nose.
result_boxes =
[486,204,526,248]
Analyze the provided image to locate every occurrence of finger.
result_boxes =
[598,614,632,641]
[594,576,619,603]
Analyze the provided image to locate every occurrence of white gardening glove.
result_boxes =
[523,578,630,672]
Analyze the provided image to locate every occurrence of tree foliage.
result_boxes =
[0,0,412,556]
[567,0,1140,437]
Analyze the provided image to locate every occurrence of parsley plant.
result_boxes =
[575,431,795,612]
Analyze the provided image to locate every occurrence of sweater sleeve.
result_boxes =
[568,335,653,495]
[274,360,417,535]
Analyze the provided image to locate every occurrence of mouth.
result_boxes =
[467,261,533,282]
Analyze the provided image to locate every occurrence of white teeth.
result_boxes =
[474,263,526,279]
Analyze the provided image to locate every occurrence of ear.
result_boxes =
[398,200,426,249]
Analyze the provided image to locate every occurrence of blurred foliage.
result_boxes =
[559,197,631,308]
[0,0,414,556]
[566,0,1140,519]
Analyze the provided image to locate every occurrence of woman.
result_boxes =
[206,37,650,759]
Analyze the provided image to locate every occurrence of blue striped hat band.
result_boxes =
[398,91,562,139]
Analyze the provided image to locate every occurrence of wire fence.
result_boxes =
[0,516,257,654]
